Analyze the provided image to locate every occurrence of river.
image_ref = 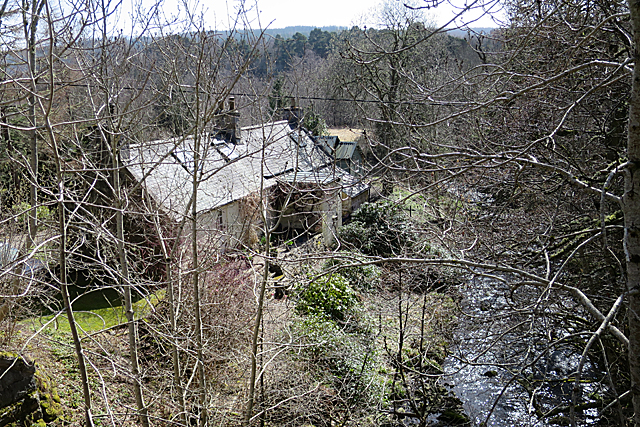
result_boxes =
[444,275,607,426]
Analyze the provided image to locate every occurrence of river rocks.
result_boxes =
[0,353,61,427]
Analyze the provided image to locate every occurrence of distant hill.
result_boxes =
[259,26,497,39]
[446,27,497,38]
[261,26,348,38]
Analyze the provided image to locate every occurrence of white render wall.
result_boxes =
[192,187,351,250]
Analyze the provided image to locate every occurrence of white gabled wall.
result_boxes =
[319,187,342,247]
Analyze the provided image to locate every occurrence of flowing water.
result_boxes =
[443,276,607,426]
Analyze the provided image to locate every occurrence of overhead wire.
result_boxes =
[10,80,454,106]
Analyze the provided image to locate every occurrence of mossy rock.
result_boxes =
[34,369,62,423]
[0,354,36,409]
[0,355,61,426]
[438,409,470,424]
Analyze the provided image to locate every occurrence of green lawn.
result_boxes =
[25,289,165,334]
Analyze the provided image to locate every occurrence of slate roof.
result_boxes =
[336,170,369,198]
[278,170,340,185]
[125,121,366,220]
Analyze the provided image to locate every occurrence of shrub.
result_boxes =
[302,110,328,136]
[11,202,52,229]
[339,201,413,256]
[323,252,381,291]
[200,259,255,355]
[264,312,387,426]
[295,274,358,323]
[290,314,385,412]
[145,258,254,369]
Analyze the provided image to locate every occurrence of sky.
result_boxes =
[118,0,506,33]
[246,0,505,29]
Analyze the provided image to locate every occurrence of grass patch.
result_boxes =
[393,187,428,211]
[24,289,165,334]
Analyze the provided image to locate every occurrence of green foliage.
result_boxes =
[295,274,358,323]
[268,78,287,115]
[289,267,386,418]
[9,202,52,233]
[273,32,307,71]
[291,313,385,409]
[289,32,307,56]
[301,109,327,136]
[323,252,381,291]
[12,202,51,224]
[339,201,413,256]
[308,28,335,58]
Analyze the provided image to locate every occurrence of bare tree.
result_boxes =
[18,0,640,426]
[328,0,640,425]
[22,0,45,249]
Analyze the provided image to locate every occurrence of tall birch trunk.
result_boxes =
[244,234,270,427]
[244,123,279,426]
[156,219,187,423]
[56,151,94,427]
[23,0,44,249]
[192,131,207,426]
[154,198,191,424]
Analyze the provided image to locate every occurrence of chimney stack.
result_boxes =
[280,97,303,129]
[213,96,241,144]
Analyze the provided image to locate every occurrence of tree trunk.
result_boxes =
[23,0,44,250]
[192,131,207,427]
[110,108,149,427]
[244,241,270,427]
[159,223,187,423]
[245,124,277,427]
[40,19,93,422]
[57,161,94,427]
[625,2,640,425]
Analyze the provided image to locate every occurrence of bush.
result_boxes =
[145,258,254,370]
[264,312,387,426]
[295,274,358,323]
[339,201,413,256]
[11,202,52,230]
[323,252,381,291]
[290,314,385,413]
